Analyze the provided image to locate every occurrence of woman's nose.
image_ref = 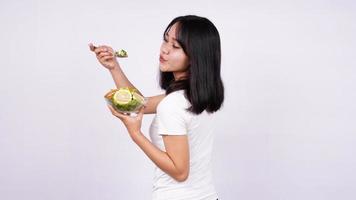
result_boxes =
[161,43,169,54]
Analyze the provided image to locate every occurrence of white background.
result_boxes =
[1,0,355,199]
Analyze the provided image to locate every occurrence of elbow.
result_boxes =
[174,170,189,182]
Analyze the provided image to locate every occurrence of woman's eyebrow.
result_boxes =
[165,33,176,40]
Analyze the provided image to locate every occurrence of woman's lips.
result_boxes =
[159,55,167,63]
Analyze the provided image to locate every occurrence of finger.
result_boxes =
[98,52,112,59]
[101,45,114,52]
[137,106,145,119]
[94,45,108,54]
[108,104,119,115]
[99,45,114,54]
[102,56,114,61]
[89,43,96,51]
[107,105,127,119]
[96,53,113,61]
[139,106,145,113]
[108,105,121,117]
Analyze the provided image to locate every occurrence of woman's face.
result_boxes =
[159,23,189,80]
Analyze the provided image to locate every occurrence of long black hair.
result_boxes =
[159,15,224,115]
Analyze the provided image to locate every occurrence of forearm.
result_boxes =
[131,132,183,181]
[109,65,143,96]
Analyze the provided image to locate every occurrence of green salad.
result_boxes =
[104,87,145,113]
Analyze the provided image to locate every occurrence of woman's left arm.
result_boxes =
[132,133,190,182]
[107,105,190,182]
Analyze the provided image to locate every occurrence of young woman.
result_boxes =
[89,15,224,200]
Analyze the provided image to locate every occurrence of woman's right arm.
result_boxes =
[89,43,165,114]
[143,94,166,114]
[110,67,166,114]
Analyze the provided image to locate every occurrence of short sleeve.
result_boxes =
[156,94,190,136]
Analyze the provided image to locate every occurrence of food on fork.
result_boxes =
[89,43,128,58]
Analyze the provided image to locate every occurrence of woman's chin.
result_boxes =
[159,65,169,72]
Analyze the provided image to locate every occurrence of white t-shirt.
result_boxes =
[149,90,219,200]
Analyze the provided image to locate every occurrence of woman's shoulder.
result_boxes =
[157,90,190,112]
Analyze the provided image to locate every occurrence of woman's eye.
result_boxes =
[173,45,180,49]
